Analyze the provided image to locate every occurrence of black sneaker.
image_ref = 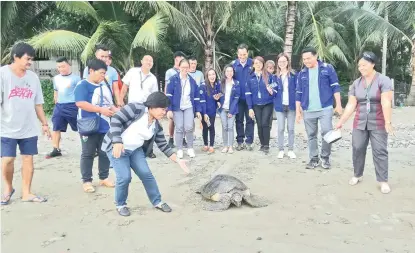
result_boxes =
[168,138,175,148]
[320,157,331,169]
[182,138,187,148]
[117,206,130,216]
[263,146,270,154]
[236,143,245,151]
[45,148,62,159]
[306,158,320,169]
[259,146,265,151]
[148,152,156,159]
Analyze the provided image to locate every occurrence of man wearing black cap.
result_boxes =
[165,51,186,148]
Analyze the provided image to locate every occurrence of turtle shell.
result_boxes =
[200,174,249,199]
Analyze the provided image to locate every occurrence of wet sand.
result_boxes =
[1,107,415,253]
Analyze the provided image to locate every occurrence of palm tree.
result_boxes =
[159,1,278,71]
[2,1,191,73]
[292,1,351,68]
[283,1,297,59]
[408,34,415,106]
[336,1,415,105]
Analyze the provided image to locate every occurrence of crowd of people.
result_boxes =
[1,41,394,216]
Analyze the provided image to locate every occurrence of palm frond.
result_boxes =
[149,1,195,40]
[335,4,411,44]
[131,13,169,52]
[27,30,90,58]
[81,21,131,64]
[1,1,18,34]
[56,1,99,21]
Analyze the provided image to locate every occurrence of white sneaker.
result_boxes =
[287,151,297,159]
[349,176,362,186]
[380,182,391,194]
[187,148,195,158]
[277,151,284,159]
[177,150,183,159]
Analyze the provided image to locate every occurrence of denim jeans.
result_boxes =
[219,110,235,147]
[303,107,333,160]
[275,106,296,151]
[173,107,194,149]
[106,147,162,208]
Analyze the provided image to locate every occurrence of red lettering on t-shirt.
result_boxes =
[8,87,34,99]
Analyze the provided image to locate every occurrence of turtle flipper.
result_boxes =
[243,194,268,208]
[202,197,232,212]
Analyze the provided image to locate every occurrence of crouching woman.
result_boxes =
[101,92,189,216]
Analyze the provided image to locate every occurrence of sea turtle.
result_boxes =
[196,174,268,211]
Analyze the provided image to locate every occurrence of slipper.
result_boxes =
[22,195,47,203]
[1,188,15,205]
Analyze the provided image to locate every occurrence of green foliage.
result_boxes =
[40,79,55,115]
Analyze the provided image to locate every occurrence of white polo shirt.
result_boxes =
[122,67,158,103]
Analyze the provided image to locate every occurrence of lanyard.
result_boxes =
[139,71,150,90]
[360,73,377,113]
[256,74,262,99]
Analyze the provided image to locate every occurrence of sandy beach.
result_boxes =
[1,106,415,253]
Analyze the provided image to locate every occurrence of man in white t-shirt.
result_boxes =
[121,55,158,158]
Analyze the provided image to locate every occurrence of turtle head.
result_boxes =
[231,192,243,207]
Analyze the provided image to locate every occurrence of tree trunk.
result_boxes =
[283,1,297,59]
[406,36,415,106]
[382,10,388,75]
[203,15,214,72]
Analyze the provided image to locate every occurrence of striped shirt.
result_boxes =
[101,103,174,158]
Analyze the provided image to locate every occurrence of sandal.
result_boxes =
[228,147,234,154]
[208,147,215,154]
[83,182,95,193]
[22,195,47,203]
[202,146,209,152]
[1,188,15,205]
[221,147,228,153]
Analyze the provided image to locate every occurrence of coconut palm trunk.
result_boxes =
[283,1,297,59]
[382,9,388,75]
[203,17,214,72]
[407,35,415,106]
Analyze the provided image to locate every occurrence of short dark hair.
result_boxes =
[56,56,69,64]
[188,56,197,61]
[11,42,35,61]
[95,44,109,52]
[237,43,248,51]
[174,51,186,59]
[360,51,377,64]
[301,47,317,55]
[87,59,107,71]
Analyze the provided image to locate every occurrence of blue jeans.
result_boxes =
[275,106,296,151]
[106,147,161,208]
